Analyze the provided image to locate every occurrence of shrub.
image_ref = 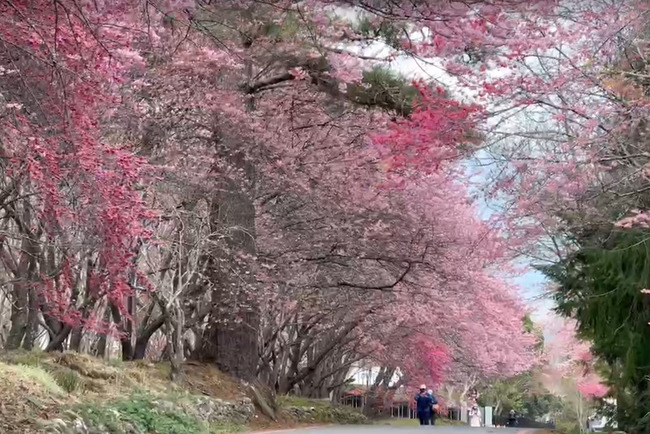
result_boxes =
[52,368,84,394]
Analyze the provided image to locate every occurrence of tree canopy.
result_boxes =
[3,2,650,429]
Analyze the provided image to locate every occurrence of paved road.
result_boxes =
[266,426,530,434]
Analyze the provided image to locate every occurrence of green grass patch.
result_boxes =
[73,393,243,434]
[315,406,368,424]
[277,395,330,408]
[51,368,85,393]
[0,351,254,434]
[1,349,49,367]
[278,396,368,425]
[105,357,126,369]
[1,351,88,394]
[0,362,66,396]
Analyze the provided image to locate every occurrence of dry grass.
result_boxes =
[0,361,69,433]
[179,361,247,400]
[0,351,257,432]
[0,351,182,397]
[0,350,359,433]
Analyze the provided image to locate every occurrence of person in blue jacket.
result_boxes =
[427,389,439,425]
[414,384,433,425]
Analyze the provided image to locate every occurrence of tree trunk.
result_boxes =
[133,314,166,360]
[46,324,72,351]
[38,290,64,351]
[22,286,42,350]
[198,308,259,381]
[69,326,84,352]
[110,302,134,361]
[6,232,38,350]
[185,25,262,377]
[95,333,108,358]
[0,289,7,348]
[191,155,259,380]
[94,307,111,358]
[6,287,28,350]
[165,301,185,381]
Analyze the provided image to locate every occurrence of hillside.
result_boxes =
[0,351,367,434]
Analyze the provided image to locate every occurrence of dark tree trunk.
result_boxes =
[38,289,64,351]
[189,118,260,380]
[94,308,112,358]
[6,230,38,350]
[110,302,134,361]
[132,334,152,361]
[198,309,259,381]
[46,325,72,351]
[69,295,92,352]
[22,287,41,350]
[69,325,84,352]
[6,287,28,350]
[132,314,166,360]
[167,304,185,382]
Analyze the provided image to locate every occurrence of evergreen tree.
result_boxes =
[537,230,650,433]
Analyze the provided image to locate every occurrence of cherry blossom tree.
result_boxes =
[0,0,157,351]
[0,0,552,392]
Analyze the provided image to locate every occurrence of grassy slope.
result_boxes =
[0,351,252,433]
[0,351,366,433]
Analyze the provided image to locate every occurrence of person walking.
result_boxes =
[507,410,517,427]
[414,384,433,425]
[427,389,439,425]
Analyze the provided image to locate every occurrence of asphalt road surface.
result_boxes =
[269,426,532,434]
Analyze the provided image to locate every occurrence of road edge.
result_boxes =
[248,424,335,433]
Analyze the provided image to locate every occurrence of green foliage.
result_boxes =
[346,67,420,116]
[555,419,582,434]
[479,373,531,415]
[522,315,545,352]
[538,230,650,433]
[478,372,565,420]
[523,393,565,420]
[354,17,404,49]
[74,393,242,434]
[0,352,254,433]
[313,405,368,424]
